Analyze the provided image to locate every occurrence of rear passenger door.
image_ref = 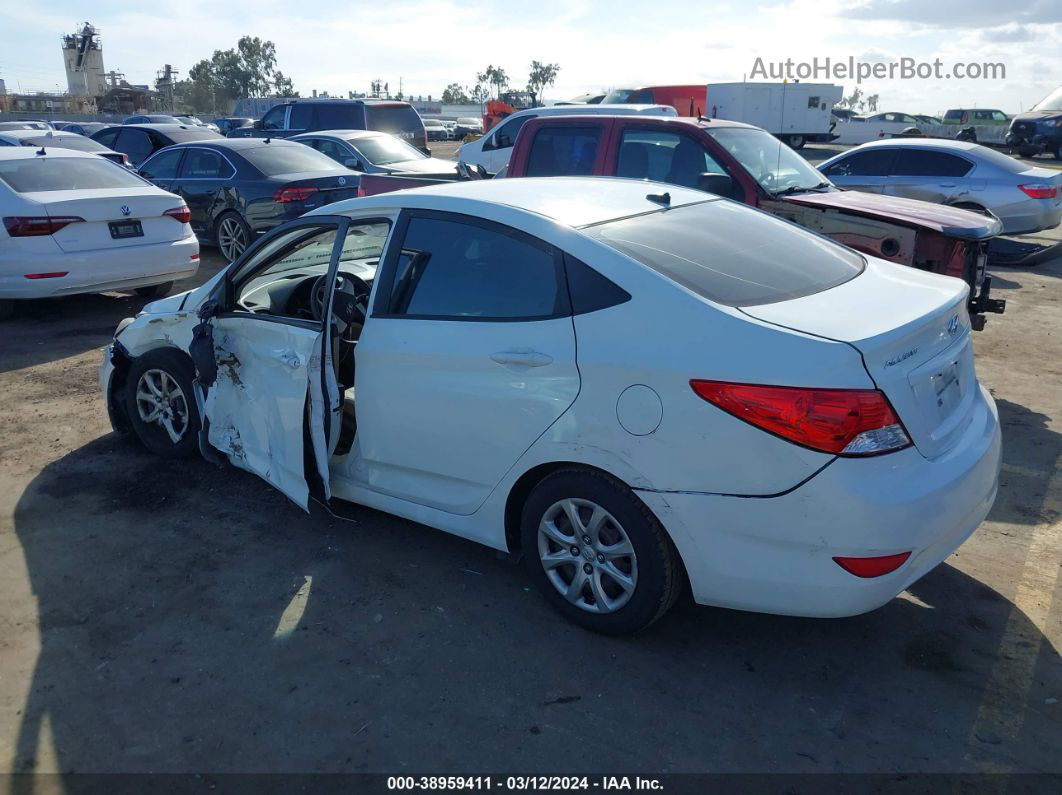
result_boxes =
[172,147,237,236]
[883,149,973,203]
[287,104,313,136]
[522,122,607,177]
[354,210,580,515]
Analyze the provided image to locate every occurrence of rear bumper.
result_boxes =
[0,236,200,299]
[639,384,1001,618]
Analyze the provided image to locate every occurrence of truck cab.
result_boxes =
[506,115,1004,326]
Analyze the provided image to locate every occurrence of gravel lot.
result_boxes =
[0,145,1059,776]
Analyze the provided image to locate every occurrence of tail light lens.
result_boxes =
[163,205,191,224]
[3,216,84,237]
[24,272,69,280]
[690,381,911,456]
[273,186,319,203]
[1018,183,1058,200]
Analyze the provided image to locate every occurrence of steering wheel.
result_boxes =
[310,272,371,335]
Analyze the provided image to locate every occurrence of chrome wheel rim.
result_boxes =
[135,369,189,444]
[218,217,248,260]
[538,498,638,614]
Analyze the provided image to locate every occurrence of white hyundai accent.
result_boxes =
[99,177,1001,634]
[0,147,199,320]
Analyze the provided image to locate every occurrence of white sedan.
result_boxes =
[0,147,199,320]
[99,177,1000,634]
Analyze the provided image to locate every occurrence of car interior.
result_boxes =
[231,220,390,455]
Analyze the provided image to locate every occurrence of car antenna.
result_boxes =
[647,191,671,207]
[35,146,46,156]
[264,137,271,144]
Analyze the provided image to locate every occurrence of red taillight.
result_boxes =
[1018,183,1058,200]
[190,253,200,260]
[24,272,68,279]
[3,216,84,237]
[833,552,911,578]
[689,380,911,456]
[163,205,191,224]
[273,186,319,203]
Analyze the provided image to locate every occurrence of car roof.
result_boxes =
[160,137,306,150]
[103,123,207,132]
[0,146,97,160]
[854,138,980,152]
[321,176,715,228]
[505,104,677,120]
[0,129,92,142]
[286,98,411,106]
[522,113,762,132]
[292,129,389,140]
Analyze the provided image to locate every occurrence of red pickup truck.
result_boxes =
[504,115,1005,327]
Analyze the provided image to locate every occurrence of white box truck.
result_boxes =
[705,82,843,148]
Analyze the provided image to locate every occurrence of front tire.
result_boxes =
[215,212,252,261]
[521,469,683,634]
[125,349,201,459]
[788,134,806,149]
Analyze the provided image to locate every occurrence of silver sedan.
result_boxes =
[819,139,1061,235]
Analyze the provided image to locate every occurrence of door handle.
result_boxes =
[490,350,553,368]
[939,183,956,188]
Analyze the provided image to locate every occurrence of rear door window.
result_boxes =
[178,148,234,179]
[892,150,972,177]
[314,104,361,129]
[822,149,897,177]
[525,127,602,176]
[289,104,314,131]
[380,213,567,320]
[584,201,864,307]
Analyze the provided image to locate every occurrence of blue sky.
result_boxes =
[1,0,1059,114]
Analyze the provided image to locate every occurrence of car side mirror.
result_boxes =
[698,172,738,199]
[343,158,361,170]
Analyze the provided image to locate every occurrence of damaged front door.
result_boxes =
[198,216,350,509]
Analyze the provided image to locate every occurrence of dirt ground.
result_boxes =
[0,155,1060,776]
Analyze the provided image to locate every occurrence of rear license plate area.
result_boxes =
[927,360,964,419]
[109,220,143,239]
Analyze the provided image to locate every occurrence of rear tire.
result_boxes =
[787,134,806,149]
[125,348,201,459]
[135,281,173,298]
[521,468,682,635]
[215,212,252,261]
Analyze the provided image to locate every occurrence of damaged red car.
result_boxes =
[504,115,1006,328]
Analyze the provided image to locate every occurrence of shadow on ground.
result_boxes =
[10,433,1061,778]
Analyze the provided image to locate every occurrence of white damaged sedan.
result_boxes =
[100,177,1000,634]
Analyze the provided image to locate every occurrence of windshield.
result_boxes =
[22,135,109,153]
[0,156,146,192]
[1031,86,1062,112]
[351,135,427,165]
[710,127,830,194]
[241,144,341,176]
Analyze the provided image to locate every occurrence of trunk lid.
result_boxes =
[271,172,362,207]
[782,190,1002,239]
[741,259,975,459]
[26,187,186,253]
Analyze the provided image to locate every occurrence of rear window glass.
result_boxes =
[22,135,108,153]
[364,104,422,135]
[584,202,864,306]
[0,157,146,192]
[241,145,340,176]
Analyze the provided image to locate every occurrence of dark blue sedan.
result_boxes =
[136,138,361,260]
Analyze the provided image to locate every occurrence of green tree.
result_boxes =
[526,61,560,106]
[183,35,298,112]
[441,82,470,104]
[477,65,509,99]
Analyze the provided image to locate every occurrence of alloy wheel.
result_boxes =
[218,217,248,260]
[135,368,189,445]
[537,498,639,614]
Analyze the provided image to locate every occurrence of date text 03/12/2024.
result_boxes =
[387,776,664,791]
